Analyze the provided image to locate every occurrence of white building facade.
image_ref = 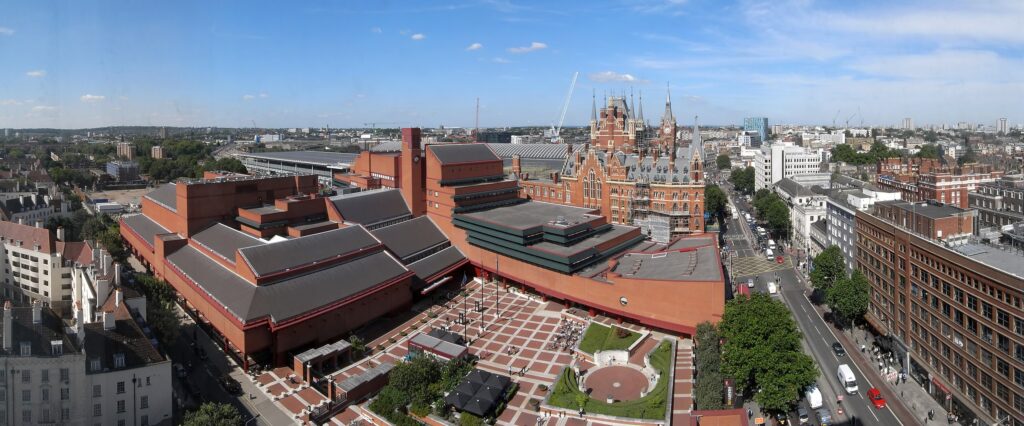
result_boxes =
[754,142,826,191]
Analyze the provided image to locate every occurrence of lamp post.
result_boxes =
[132,374,138,426]
[245,413,262,426]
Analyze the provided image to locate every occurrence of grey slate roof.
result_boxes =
[296,340,351,363]
[120,213,171,247]
[145,183,178,211]
[409,332,467,359]
[428,143,500,165]
[0,306,80,356]
[238,226,381,278]
[166,244,409,323]
[611,239,722,281]
[83,315,165,372]
[338,362,395,392]
[562,146,701,185]
[407,246,466,281]
[238,151,358,166]
[776,178,816,198]
[329,189,412,227]
[191,223,265,262]
[372,216,449,260]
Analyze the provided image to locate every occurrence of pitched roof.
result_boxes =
[120,214,171,247]
[238,226,381,278]
[83,306,165,372]
[0,306,79,356]
[192,223,265,262]
[166,244,410,323]
[329,189,412,227]
[428,143,500,165]
[406,246,466,281]
[0,220,55,253]
[371,216,449,260]
[144,183,178,211]
[57,241,93,265]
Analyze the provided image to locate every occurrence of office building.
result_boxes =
[902,117,914,130]
[771,124,783,137]
[855,200,1024,425]
[999,118,1009,135]
[475,131,512,144]
[825,180,901,272]
[116,143,135,160]
[150,146,164,160]
[774,178,827,255]
[969,175,1024,228]
[105,161,140,183]
[0,221,90,309]
[743,117,769,143]
[876,158,1002,208]
[737,131,762,148]
[753,142,826,191]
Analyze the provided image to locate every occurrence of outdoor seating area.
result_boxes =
[444,369,514,418]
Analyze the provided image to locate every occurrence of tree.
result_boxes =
[704,185,728,219]
[715,154,731,170]
[916,144,940,159]
[182,402,243,426]
[694,322,724,410]
[959,144,977,165]
[810,246,845,292]
[827,270,870,327]
[729,167,755,195]
[719,294,818,414]
[763,199,791,240]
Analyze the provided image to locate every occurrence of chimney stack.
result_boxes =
[102,311,115,331]
[115,288,123,308]
[56,226,65,241]
[114,263,122,286]
[3,301,12,351]
[34,220,42,228]
[18,218,24,225]
[31,300,41,325]
[512,155,522,178]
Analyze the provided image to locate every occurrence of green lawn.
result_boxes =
[548,341,673,420]
[577,323,641,354]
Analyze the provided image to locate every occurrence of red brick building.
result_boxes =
[875,157,1002,208]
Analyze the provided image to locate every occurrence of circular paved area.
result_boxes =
[584,366,647,401]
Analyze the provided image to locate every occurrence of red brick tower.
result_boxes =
[401,128,426,216]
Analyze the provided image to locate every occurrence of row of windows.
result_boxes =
[0,368,70,383]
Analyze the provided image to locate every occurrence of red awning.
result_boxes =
[932,377,951,394]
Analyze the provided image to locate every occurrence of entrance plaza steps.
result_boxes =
[672,338,696,425]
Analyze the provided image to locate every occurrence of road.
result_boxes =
[723,182,903,426]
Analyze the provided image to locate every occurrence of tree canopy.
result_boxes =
[827,269,870,326]
[753,190,790,240]
[916,143,940,159]
[715,154,731,170]
[182,402,243,426]
[694,321,724,410]
[729,166,755,195]
[830,141,899,165]
[810,245,846,291]
[719,294,818,413]
[705,185,728,220]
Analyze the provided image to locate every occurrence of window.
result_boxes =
[19,342,30,357]
[93,404,101,417]
[41,369,48,383]
[117,381,125,394]
[93,384,101,397]
[999,310,1011,328]
[114,353,125,368]
[60,368,68,382]
[61,388,69,400]
[90,359,101,372]
[41,388,48,402]
[141,415,149,426]
[141,395,149,409]
[62,407,70,421]
[118,420,126,426]
[117,400,125,413]
[21,370,29,383]
[21,390,29,402]
[22,410,29,423]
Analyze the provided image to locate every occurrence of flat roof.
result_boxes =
[458,201,599,231]
[144,183,177,211]
[877,200,969,219]
[237,151,358,167]
[612,237,722,281]
[953,244,1024,279]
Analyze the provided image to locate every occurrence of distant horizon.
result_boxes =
[2,1,1022,129]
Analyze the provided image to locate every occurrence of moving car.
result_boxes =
[767,282,778,295]
[748,278,755,288]
[804,384,823,409]
[867,387,887,409]
[776,256,785,264]
[219,374,242,395]
[837,364,858,394]
[816,408,832,426]
[831,342,846,357]
[797,407,810,424]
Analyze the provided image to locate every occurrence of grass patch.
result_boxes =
[548,341,672,420]
[577,323,641,354]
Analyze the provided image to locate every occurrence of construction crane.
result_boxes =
[845,112,857,129]
[832,110,841,128]
[363,122,402,129]
[548,71,579,143]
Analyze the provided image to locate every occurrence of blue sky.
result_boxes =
[1,0,1023,129]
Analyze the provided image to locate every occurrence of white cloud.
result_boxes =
[31,105,56,112]
[822,6,1024,44]
[628,0,688,15]
[80,94,106,103]
[258,93,269,98]
[242,94,256,101]
[847,49,1023,82]
[25,70,46,78]
[466,42,483,51]
[492,57,511,64]
[411,33,425,41]
[0,27,13,36]
[589,71,642,83]
[0,99,21,106]
[508,41,546,53]
[371,27,382,34]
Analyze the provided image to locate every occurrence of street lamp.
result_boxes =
[245,413,262,426]
[132,374,138,426]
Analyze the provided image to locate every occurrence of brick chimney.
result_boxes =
[102,311,115,331]
[3,301,12,351]
[115,288,123,308]
[512,155,522,178]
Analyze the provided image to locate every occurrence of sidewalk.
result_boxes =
[794,271,956,426]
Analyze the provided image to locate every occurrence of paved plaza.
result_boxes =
[246,278,693,425]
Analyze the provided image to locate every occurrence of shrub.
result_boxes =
[529,399,541,411]
[615,327,631,339]
[538,384,548,392]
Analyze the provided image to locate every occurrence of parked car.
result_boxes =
[831,342,846,357]
[867,387,887,409]
[174,364,187,379]
[219,374,242,395]
[748,278,755,288]
[816,408,832,426]
[797,407,810,424]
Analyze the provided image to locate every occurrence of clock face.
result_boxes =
[663,127,671,134]
[413,156,420,163]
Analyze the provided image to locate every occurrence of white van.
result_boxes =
[768,239,777,250]
[765,249,774,259]
[768,282,778,294]
[837,364,858,394]
[804,384,823,409]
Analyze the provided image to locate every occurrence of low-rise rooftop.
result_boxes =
[237,151,358,167]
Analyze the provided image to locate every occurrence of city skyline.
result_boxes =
[1,0,1023,129]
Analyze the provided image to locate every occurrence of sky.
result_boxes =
[1,0,1023,129]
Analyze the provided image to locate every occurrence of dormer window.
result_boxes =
[50,340,62,356]
[19,342,31,356]
[90,358,101,372]
[114,353,125,369]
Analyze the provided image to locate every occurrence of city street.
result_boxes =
[723,188,904,426]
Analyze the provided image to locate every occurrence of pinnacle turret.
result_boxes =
[662,82,675,124]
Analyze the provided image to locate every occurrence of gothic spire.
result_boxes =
[591,90,597,123]
[630,87,635,120]
[638,90,645,123]
[662,82,675,124]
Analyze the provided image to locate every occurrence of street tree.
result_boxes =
[827,270,870,327]
[182,402,243,426]
[719,294,818,413]
[705,185,728,220]
[916,143,940,158]
[715,154,731,170]
[810,245,845,291]
[729,167,755,195]
[763,200,791,240]
[694,321,724,409]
